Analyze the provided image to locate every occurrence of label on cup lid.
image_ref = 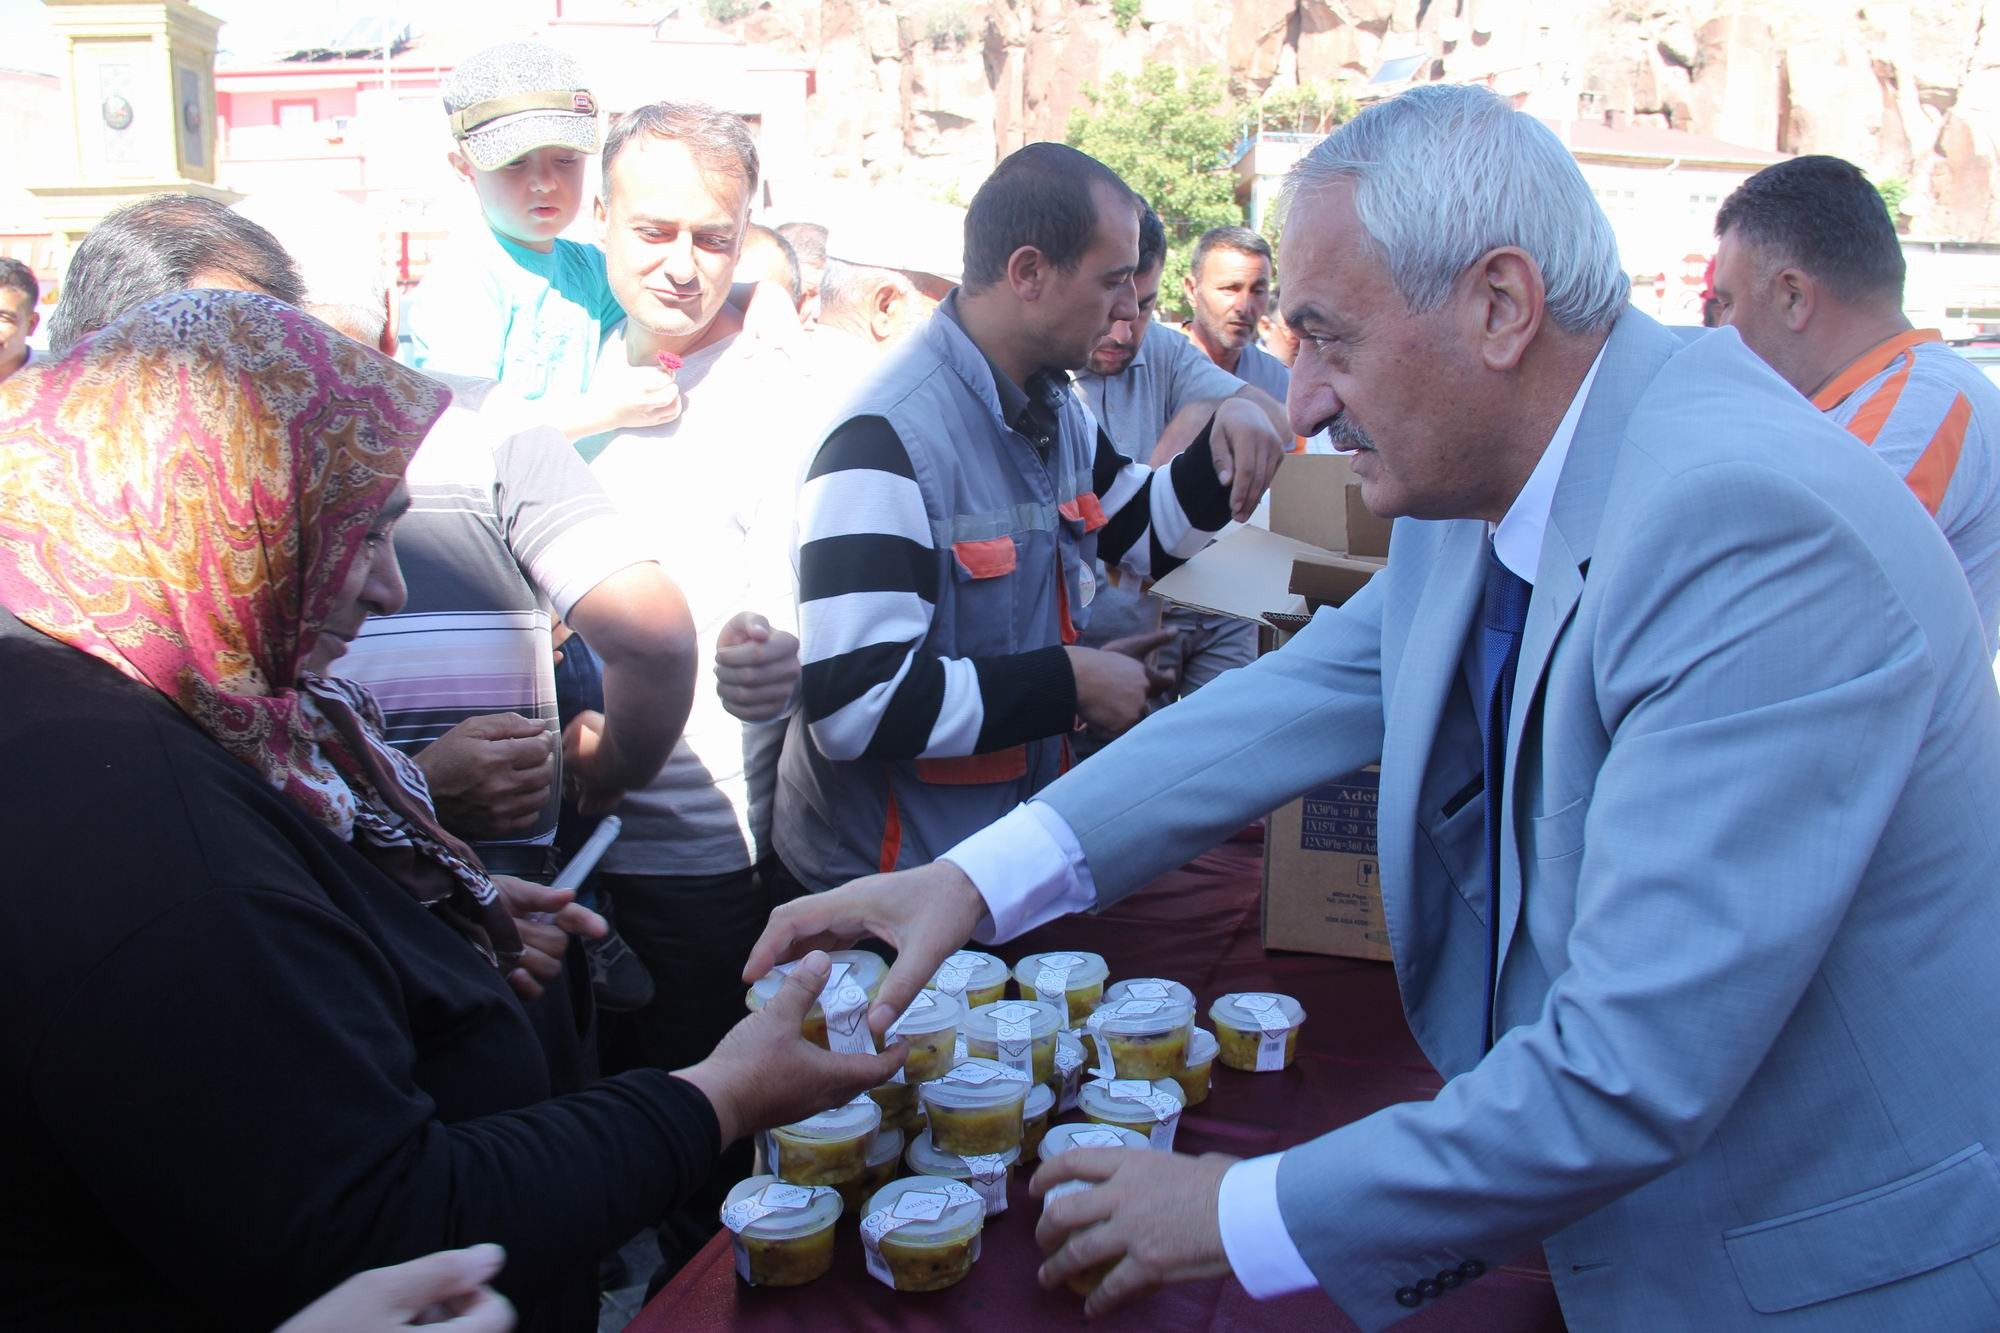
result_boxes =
[946,951,988,970]
[944,1060,1001,1086]
[720,1181,827,1234]
[1148,1107,1181,1151]
[1117,999,1165,1017]
[886,990,937,1044]
[820,963,876,1056]
[1125,981,1170,1001]
[1235,993,1278,1013]
[989,1002,1040,1024]
[1033,956,1081,1008]
[933,964,971,997]
[1109,1079,1152,1100]
[1071,1127,1128,1150]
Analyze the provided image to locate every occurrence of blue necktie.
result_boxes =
[1475,545,1532,1050]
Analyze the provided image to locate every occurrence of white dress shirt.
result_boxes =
[941,344,1609,1299]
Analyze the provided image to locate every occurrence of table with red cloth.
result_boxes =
[630,839,1567,1333]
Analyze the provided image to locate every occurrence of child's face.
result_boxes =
[0,287,37,369]
[453,145,589,251]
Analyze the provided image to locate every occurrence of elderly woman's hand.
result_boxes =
[491,876,608,1002]
[675,951,906,1144]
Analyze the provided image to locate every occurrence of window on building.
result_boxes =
[275,99,318,131]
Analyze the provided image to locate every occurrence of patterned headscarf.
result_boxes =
[0,290,521,967]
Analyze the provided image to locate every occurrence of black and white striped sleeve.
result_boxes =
[796,416,1077,763]
[1091,413,1234,581]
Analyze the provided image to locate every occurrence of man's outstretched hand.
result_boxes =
[742,861,989,1041]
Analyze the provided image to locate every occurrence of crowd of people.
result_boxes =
[2,35,1997,1333]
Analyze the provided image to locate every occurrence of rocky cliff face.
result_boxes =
[722,0,2000,242]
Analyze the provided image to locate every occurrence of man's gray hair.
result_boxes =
[1282,85,1628,334]
[818,258,913,321]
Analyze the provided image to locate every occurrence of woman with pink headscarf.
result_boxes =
[0,291,900,1333]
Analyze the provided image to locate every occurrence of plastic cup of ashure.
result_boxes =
[885,988,962,1084]
[904,1128,1019,1216]
[837,1126,907,1214]
[1087,995,1195,1080]
[1175,1026,1219,1107]
[745,950,889,1047]
[1019,1082,1056,1161]
[770,1097,882,1186]
[721,1175,842,1287]
[1011,951,1109,1025]
[1076,1077,1187,1139]
[1033,1123,1149,1297]
[861,1176,986,1292]
[963,998,1063,1083]
[1208,992,1308,1072]
[919,1057,1032,1156]
[925,949,1010,1008]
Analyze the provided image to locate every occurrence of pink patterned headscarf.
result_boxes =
[0,291,520,965]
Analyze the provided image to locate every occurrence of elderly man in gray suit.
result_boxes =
[749,85,2000,1330]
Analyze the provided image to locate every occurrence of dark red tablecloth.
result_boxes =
[630,840,1566,1332]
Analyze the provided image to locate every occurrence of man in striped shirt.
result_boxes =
[1715,155,2000,651]
[775,144,1287,893]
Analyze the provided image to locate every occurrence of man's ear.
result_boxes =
[446,149,476,185]
[594,194,607,238]
[26,311,38,337]
[1183,270,1198,306]
[1469,246,1544,374]
[870,280,902,342]
[1775,267,1815,333]
[1005,245,1045,302]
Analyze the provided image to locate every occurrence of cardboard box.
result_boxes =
[1263,767,1391,962]
[1148,452,1392,962]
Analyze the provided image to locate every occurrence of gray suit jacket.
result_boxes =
[1037,311,2000,1329]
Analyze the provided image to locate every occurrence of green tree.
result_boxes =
[1066,64,1244,317]
[1112,0,1143,33]
[1876,176,1910,227]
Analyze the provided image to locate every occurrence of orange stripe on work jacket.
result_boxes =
[1813,329,1966,516]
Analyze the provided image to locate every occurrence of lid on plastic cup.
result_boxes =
[919,1058,1033,1110]
[1103,977,1197,1009]
[1087,996,1194,1038]
[1011,951,1108,993]
[860,1176,984,1247]
[720,1175,842,1240]
[885,988,961,1038]
[1037,1121,1148,1161]
[1076,1077,1186,1124]
[1022,1082,1054,1121]
[1209,992,1306,1032]
[926,949,1009,996]
[963,999,1062,1044]
[747,950,889,1013]
[775,1097,882,1145]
